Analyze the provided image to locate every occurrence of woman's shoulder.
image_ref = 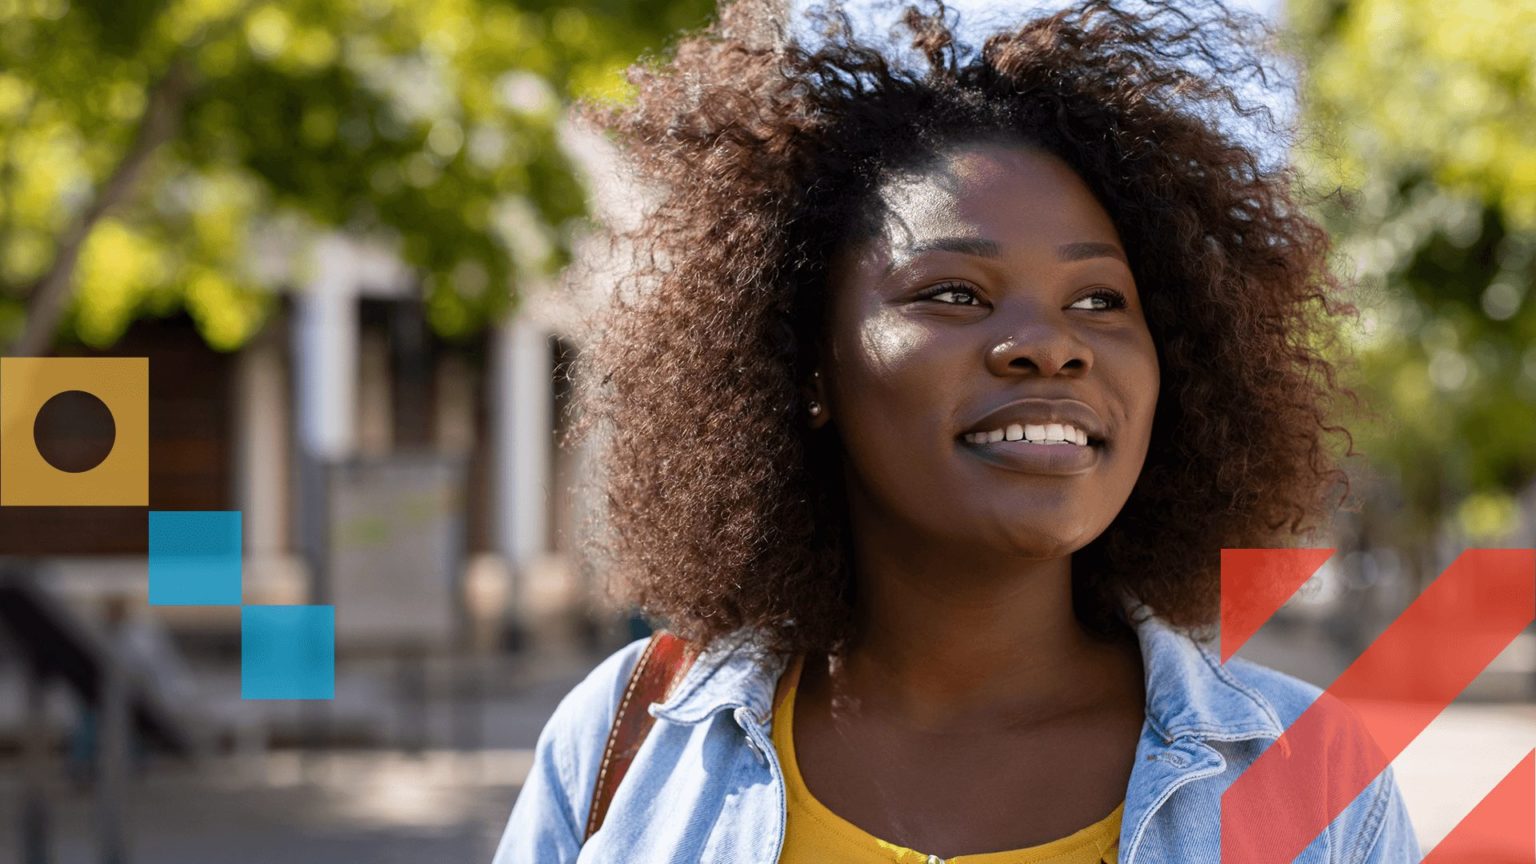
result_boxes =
[1204,654,1423,860]
[540,635,655,753]
[497,635,654,857]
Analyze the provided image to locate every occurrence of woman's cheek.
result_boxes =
[830,314,950,471]
[849,313,941,398]
[854,309,921,376]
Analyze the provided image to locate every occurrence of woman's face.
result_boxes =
[815,141,1160,562]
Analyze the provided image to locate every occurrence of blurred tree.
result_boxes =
[1286,0,1536,566]
[0,0,713,353]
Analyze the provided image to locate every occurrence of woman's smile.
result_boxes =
[957,396,1108,475]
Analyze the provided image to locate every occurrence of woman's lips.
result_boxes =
[957,436,1102,475]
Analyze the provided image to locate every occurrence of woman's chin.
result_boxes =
[985,527,1096,562]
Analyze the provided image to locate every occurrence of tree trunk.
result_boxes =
[6,58,191,357]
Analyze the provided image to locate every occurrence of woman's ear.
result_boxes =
[801,369,830,429]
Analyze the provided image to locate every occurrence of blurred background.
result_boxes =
[0,0,1531,861]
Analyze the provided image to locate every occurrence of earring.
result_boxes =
[808,401,822,417]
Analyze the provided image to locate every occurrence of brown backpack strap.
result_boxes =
[583,630,698,842]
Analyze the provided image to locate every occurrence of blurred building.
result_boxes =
[0,262,597,647]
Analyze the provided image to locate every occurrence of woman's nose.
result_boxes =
[983,308,1092,377]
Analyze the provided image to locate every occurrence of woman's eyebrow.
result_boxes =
[886,237,1127,272]
[886,237,1000,273]
[1056,240,1128,264]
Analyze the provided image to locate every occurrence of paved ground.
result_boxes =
[3,636,1532,863]
[2,750,531,864]
[0,648,598,864]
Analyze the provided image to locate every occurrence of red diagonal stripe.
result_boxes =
[1222,548,1535,864]
[1221,547,1336,663]
[1421,750,1534,863]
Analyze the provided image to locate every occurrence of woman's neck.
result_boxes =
[830,511,1141,734]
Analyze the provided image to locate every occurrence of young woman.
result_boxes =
[495,0,1421,861]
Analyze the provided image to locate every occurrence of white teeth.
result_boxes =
[964,421,1096,447]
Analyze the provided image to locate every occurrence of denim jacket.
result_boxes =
[494,603,1422,863]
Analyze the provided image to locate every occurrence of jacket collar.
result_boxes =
[651,597,1285,744]
[1122,600,1285,743]
[651,628,785,726]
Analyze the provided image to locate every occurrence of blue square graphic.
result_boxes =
[148,510,242,606]
[241,605,335,700]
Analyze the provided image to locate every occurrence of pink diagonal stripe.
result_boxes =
[1221,547,1336,663]
[1221,548,1535,864]
[1421,751,1534,863]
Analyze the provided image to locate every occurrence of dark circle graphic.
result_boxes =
[34,389,117,474]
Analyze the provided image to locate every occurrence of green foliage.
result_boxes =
[1287,0,1536,541]
[0,0,713,350]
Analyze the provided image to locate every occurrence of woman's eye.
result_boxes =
[1070,289,1129,311]
[919,283,983,306]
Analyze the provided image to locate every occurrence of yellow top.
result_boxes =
[772,656,1122,864]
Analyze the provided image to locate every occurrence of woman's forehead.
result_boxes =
[863,142,1122,257]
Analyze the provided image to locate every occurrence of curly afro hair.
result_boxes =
[562,0,1360,657]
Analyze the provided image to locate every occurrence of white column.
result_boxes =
[294,236,359,462]
[490,313,552,614]
[290,236,360,606]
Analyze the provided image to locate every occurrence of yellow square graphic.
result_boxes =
[1,357,148,506]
